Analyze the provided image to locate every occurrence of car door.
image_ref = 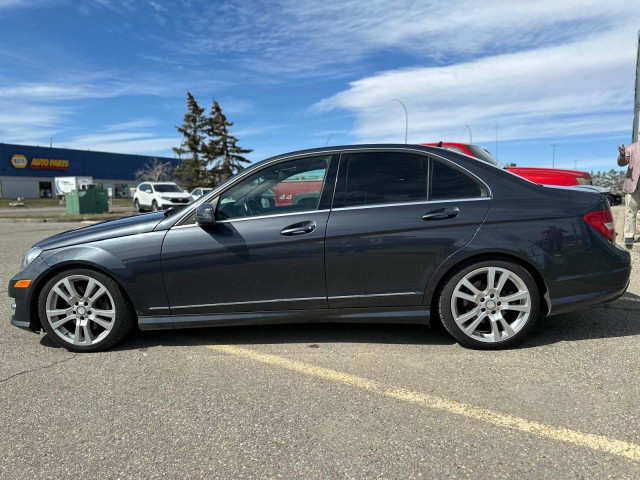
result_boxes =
[325,150,491,308]
[139,183,153,206]
[161,154,339,315]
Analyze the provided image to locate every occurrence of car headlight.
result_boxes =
[22,247,42,269]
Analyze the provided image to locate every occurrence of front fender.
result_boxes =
[39,231,169,315]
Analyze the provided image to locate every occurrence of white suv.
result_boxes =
[133,182,192,212]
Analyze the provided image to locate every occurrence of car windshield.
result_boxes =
[466,145,506,169]
[154,184,182,193]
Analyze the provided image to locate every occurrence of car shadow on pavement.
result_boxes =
[521,291,640,348]
[38,292,640,352]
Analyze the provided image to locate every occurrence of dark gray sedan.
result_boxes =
[9,145,631,351]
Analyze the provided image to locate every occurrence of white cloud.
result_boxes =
[314,28,638,144]
[60,132,178,155]
[164,0,636,76]
[104,118,159,131]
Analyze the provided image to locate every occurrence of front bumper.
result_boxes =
[8,256,51,333]
[10,301,32,330]
[159,199,190,208]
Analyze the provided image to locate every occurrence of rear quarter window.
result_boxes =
[430,159,484,200]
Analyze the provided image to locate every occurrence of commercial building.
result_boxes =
[0,143,179,199]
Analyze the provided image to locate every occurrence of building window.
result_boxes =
[39,182,52,198]
[114,184,129,198]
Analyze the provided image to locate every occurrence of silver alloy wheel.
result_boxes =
[45,274,116,346]
[450,266,531,343]
[152,201,159,212]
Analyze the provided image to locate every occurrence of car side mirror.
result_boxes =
[195,203,215,226]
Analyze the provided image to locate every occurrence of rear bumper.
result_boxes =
[548,279,629,316]
[547,264,631,316]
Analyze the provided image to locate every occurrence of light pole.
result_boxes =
[550,144,558,168]
[391,98,408,144]
[464,125,472,144]
[325,134,333,147]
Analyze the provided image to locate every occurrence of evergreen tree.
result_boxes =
[173,92,207,191]
[203,99,252,185]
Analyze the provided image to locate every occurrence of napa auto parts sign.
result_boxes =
[10,154,69,171]
[10,154,27,168]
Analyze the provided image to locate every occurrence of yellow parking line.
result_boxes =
[208,344,640,462]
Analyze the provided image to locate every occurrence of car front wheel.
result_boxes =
[439,260,540,349]
[134,198,143,212]
[38,269,135,352]
[152,200,159,212]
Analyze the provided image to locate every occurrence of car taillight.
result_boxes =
[583,209,615,243]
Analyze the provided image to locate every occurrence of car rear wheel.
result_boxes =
[439,260,540,349]
[38,269,135,352]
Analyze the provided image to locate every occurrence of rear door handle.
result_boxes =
[422,206,460,221]
[280,221,316,236]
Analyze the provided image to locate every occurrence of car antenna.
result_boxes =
[437,141,443,147]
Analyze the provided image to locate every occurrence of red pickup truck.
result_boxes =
[422,142,593,186]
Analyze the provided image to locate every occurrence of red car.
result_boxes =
[422,142,593,186]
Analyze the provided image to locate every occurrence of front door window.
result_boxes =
[216,155,330,221]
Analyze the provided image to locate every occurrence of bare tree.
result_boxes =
[135,158,175,182]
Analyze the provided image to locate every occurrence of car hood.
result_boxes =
[156,191,191,198]
[35,212,166,250]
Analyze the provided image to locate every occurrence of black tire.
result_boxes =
[134,199,143,212]
[152,200,159,212]
[439,259,540,350]
[38,268,135,352]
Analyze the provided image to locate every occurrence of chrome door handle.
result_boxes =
[422,206,460,221]
[280,221,316,236]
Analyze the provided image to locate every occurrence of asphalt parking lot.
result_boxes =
[2,221,640,479]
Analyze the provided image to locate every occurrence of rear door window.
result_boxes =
[343,152,428,207]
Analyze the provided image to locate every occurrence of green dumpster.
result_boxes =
[66,188,109,214]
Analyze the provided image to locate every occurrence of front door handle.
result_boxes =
[280,221,316,236]
[422,206,460,221]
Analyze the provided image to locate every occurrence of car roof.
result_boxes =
[257,144,443,166]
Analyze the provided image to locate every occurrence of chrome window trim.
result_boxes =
[332,197,490,212]
[171,208,331,229]
[170,146,492,227]
[170,197,489,230]
[170,296,326,310]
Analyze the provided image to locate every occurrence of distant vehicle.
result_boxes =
[133,182,191,212]
[272,171,325,207]
[190,187,213,201]
[54,176,94,197]
[9,145,631,352]
[422,142,593,186]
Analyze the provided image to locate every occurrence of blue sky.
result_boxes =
[0,0,638,173]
